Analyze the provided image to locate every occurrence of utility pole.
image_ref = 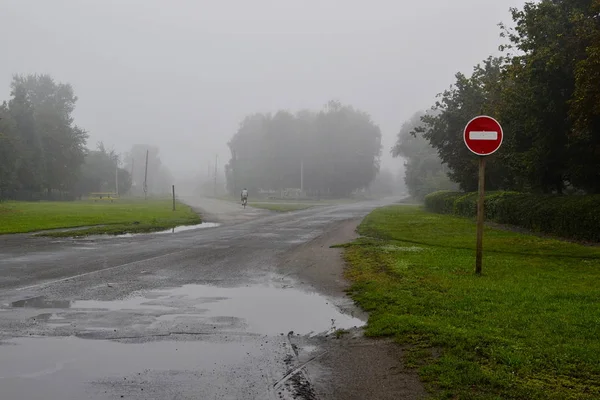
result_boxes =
[172,185,176,211]
[128,158,135,196]
[213,154,218,197]
[115,160,119,197]
[300,159,304,193]
[232,150,237,197]
[143,149,149,200]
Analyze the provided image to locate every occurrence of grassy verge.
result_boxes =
[0,199,201,237]
[248,202,316,212]
[343,205,600,399]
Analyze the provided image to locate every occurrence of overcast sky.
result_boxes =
[1,0,526,178]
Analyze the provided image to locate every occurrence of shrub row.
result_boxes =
[424,190,600,242]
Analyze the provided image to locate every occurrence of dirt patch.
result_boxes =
[307,335,427,400]
[279,218,362,300]
[278,218,428,400]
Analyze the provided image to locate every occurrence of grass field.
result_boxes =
[0,199,201,236]
[342,205,600,399]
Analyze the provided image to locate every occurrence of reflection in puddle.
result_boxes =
[11,297,71,309]
[10,283,364,335]
[155,223,221,234]
[115,223,221,238]
[71,298,174,311]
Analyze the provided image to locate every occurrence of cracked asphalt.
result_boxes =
[0,196,420,400]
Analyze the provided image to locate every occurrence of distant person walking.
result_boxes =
[241,188,248,208]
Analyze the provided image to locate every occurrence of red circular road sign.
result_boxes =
[463,116,503,156]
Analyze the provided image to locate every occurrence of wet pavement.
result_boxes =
[0,196,401,399]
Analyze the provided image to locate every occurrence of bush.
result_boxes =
[423,191,461,214]
[424,191,600,242]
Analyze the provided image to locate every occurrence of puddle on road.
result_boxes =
[0,336,257,378]
[11,297,71,309]
[154,223,221,234]
[151,284,364,335]
[110,223,221,238]
[0,336,278,400]
[10,283,364,336]
[10,296,173,312]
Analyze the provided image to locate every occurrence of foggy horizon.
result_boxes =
[1,0,526,179]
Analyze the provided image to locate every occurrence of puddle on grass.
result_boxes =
[10,283,364,336]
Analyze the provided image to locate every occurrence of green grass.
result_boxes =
[0,199,201,236]
[248,202,316,212]
[343,205,600,399]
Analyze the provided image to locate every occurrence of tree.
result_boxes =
[496,2,584,193]
[226,101,382,197]
[73,142,131,197]
[368,169,397,198]
[0,106,19,198]
[11,74,87,195]
[312,101,382,196]
[7,82,45,195]
[392,111,458,200]
[412,0,600,194]
[566,0,600,193]
[410,57,513,192]
[418,0,600,195]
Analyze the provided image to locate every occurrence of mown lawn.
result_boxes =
[0,199,201,236]
[343,205,600,399]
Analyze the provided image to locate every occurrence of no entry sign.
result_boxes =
[463,115,504,275]
[463,116,503,156]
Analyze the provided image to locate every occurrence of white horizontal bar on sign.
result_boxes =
[469,131,498,140]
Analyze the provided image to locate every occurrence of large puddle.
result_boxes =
[9,283,364,336]
[3,281,363,398]
[0,335,286,400]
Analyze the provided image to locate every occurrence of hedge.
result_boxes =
[424,190,600,242]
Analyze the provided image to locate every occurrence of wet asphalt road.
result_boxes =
[0,197,398,400]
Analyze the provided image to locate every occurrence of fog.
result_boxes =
[1,0,526,184]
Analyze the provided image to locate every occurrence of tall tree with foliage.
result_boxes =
[562,0,600,192]
[392,111,458,199]
[226,101,382,197]
[11,74,88,195]
[7,82,45,195]
[420,0,600,194]
[0,106,19,198]
[73,142,132,197]
[497,1,585,193]
[413,58,513,192]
